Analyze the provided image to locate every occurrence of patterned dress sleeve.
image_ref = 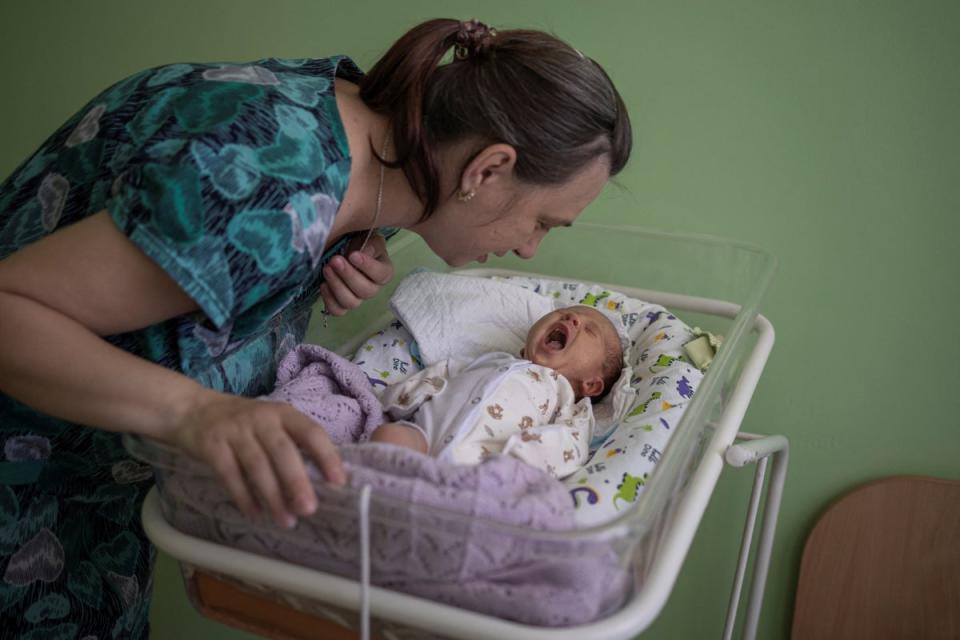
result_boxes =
[103,58,356,329]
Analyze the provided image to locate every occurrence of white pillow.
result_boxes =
[350,321,421,393]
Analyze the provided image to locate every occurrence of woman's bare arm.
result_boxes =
[0,210,344,527]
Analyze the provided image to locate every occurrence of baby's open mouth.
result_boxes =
[543,324,568,351]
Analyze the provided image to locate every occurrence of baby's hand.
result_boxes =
[370,422,428,454]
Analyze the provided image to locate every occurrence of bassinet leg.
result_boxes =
[723,434,790,640]
[722,456,769,640]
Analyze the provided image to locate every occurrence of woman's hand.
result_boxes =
[0,210,344,529]
[166,390,345,529]
[319,231,394,316]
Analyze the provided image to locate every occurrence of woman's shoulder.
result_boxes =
[99,54,363,153]
[108,54,362,210]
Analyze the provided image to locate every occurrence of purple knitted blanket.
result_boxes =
[260,343,387,443]
[161,344,630,626]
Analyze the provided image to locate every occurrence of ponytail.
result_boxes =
[360,18,631,217]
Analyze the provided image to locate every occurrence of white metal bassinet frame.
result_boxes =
[141,278,785,640]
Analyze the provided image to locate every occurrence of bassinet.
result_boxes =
[127,223,785,640]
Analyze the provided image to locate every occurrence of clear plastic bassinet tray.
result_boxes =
[126,223,776,640]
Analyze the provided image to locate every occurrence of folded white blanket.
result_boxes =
[389,271,554,363]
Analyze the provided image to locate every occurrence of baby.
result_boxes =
[371,306,624,479]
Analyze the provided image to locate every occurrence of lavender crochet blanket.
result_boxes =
[261,343,387,443]
[160,345,630,626]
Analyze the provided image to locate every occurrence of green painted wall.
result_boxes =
[2,1,957,638]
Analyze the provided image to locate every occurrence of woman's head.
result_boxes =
[360,18,632,265]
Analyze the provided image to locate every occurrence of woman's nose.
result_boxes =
[513,236,542,260]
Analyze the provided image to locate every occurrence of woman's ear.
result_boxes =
[459,143,517,193]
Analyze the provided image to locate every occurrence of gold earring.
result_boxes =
[457,189,476,202]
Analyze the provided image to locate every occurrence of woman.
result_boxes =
[0,18,631,638]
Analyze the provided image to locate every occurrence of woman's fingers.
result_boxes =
[322,259,365,310]
[352,233,395,284]
[319,233,396,315]
[207,445,260,518]
[235,430,295,528]
[256,418,317,516]
[319,282,346,316]
[340,255,384,298]
[172,393,345,528]
[286,415,346,486]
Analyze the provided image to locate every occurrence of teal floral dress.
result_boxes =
[0,55,373,639]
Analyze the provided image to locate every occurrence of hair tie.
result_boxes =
[454,18,497,60]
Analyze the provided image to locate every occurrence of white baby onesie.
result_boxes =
[380,352,593,479]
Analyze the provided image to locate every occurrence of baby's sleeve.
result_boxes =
[380,360,450,419]
[501,396,594,479]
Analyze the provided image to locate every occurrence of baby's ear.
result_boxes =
[580,376,604,399]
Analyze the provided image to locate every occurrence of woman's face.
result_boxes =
[410,152,610,268]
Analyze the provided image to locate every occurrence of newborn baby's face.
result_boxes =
[524,305,621,398]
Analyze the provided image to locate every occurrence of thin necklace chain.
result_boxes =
[320,126,390,325]
[358,126,390,253]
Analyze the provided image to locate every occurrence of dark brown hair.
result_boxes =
[594,340,625,404]
[359,18,632,217]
